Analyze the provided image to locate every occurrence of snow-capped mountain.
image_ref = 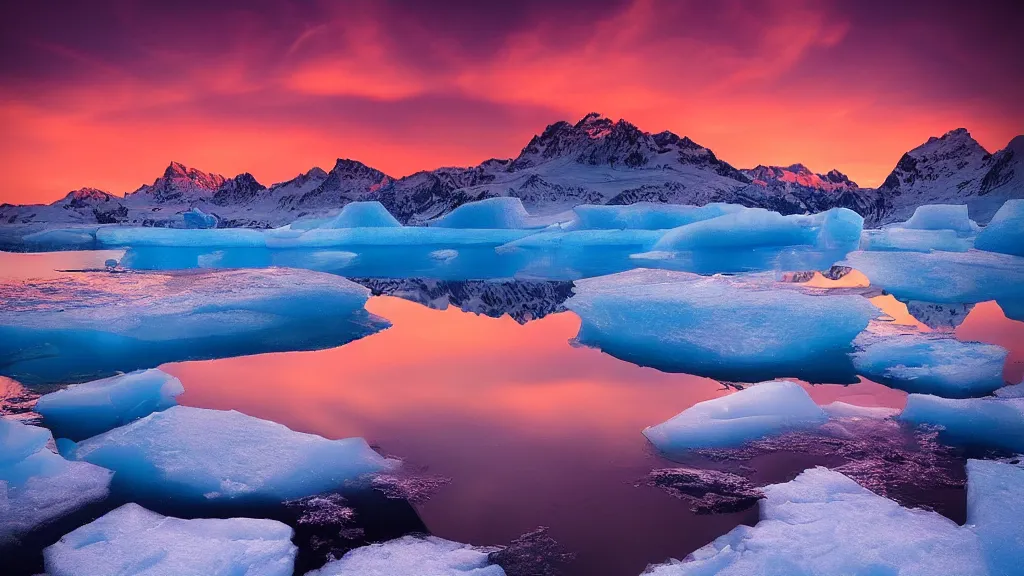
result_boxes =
[2,115,1021,231]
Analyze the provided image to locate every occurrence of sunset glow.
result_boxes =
[2,0,1022,204]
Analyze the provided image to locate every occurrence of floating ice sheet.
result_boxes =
[899,394,1024,453]
[644,381,828,451]
[1,419,112,547]
[306,535,505,576]
[44,503,297,576]
[966,459,1024,576]
[975,199,1024,257]
[0,267,388,384]
[61,406,397,502]
[859,227,973,252]
[34,369,184,440]
[852,334,1008,398]
[568,203,742,230]
[566,269,880,382]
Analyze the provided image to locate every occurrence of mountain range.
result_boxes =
[2,113,1021,229]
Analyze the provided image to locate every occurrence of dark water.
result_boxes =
[2,251,1022,576]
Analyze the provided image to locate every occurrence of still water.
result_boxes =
[2,251,1021,575]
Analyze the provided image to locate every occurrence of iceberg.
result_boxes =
[652,207,862,252]
[643,381,828,451]
[899,394,1024,453]
[851,335,1008,398]
[97,226,265,248]
[21,227,101,251]
[306,535,504,576]
[569,203,742,230]
[183,207,218,229]
[429,197,539,229]
[900,204,977,234]
[61,406,397,502]
[859,227,973,252]
[566,269,880,382]
[966,459,1024,576]
[43,503,296,576]
[498,229,664,280]
[34,369,185,440]
[842,249,1024,304]
[315,201,402,228]
[642,467,988,576]
[1,419,112,546]
[0,267,388,384]
[820,401,899,420]
[975,199,1024,257]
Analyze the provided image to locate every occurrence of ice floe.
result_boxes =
[0,267,387,384]
[966,459,1024,576]
[306,535,505,576]
[429,197,542,230]
[899,394,1024,453]
[34,369,184,440]
[568,202,742,230]
[1,419,112,546]
[44,503,297,576]
[60,406,396,502]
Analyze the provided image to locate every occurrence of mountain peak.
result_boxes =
[575,112,615,138]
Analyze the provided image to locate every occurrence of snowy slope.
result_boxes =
[1,115,1021,232]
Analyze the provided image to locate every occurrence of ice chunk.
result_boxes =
[61,406,397,502]
[35,369,185,440]
[430,197,538,229]
[306,535,504,576]
[1,419,112,546]
[267,226,534,248]
[22,227,100,251]
[569,203,742,230]
[97,226,265,248]
[900,394,1024,452]
[498,230,664,280]
[652,207,862,251]
[852,334,1008,398]
[643,381,828,451]
[821,401,899,420]
[566,269,880,382]
[643,467,987,576]
[966,459,1024,576]
[44,503,296,576]
[993,382,1024,398]
[842,249,1024,304]
[859,227,973,252]
[901,204,976,233]
[183,207,218,229]
[430,249,459,261]
[0,267,387,384]
[975,199,1024,257]
[316,201,402,228]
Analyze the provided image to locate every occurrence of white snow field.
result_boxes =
[565,269,880,382]
[642,462,1023,576]
[43,503,297,576]
[34,369,185,440]
[305,535,505,576]
[643,381,828,451]
[974,199,1024,257]
[851,334,1008,397]
[60,406,397,502]
[899,394,1024,453]
[0,267,388,384]
[1,419,112,546]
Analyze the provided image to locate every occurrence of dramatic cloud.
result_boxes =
[1,0,1021,203]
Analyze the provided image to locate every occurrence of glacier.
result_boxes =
[899,394,1024,453]
[34,369,185,440]
[0,267,388,384]
[974,199,1024,257]
[642,381,828,452]
[60,406,397,502]
[1,419,112,547]
[43,503,297,576]
[642,464,1017,576]
[851,334,1008,398]
[566,269,880,382]
[306,535,505,576]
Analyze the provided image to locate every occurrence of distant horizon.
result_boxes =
[2,0,1022,204]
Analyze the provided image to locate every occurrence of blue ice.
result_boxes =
[852,334,1008,398]
[899,394,1024,453]
[0,267,388,384]
[643,380,828,452]
[566,269,880,382]
[44,503,297,576]
[35,369,185,440]
[900,204,978,234]
[60,406,398,502]
[652,207,862,252]
[1,419,112,546]
[429,197,543,229]
[859,228,974,252]
[568,202,742,230]
[966,459,1024,576]
[314,201,402,229]
[183,207,218,229]
[975,199,1024,257]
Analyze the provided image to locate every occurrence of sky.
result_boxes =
[2,0,1022,204]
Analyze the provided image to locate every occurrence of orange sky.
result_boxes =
[2,0,1021,204]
